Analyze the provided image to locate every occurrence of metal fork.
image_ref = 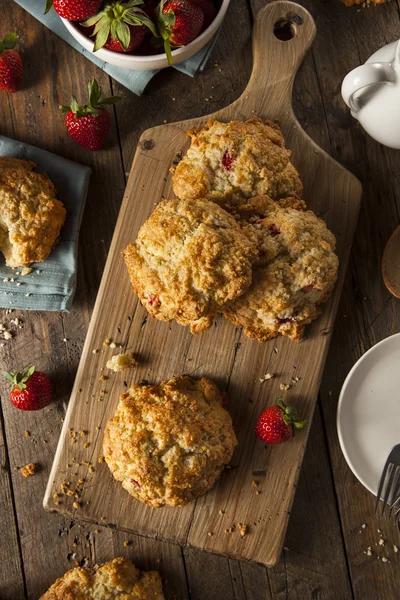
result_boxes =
[374,444,400,520]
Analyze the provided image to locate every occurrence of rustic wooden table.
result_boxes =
[1,0,400,598]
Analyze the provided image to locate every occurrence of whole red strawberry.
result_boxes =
[4,366,52,411]
[60,79,120,151]
[0,33,23,93]
[157,0,204,64]
[45,0,102,21]
[255,398,306,445]
[82,1,157,53]
[189,0,216,29]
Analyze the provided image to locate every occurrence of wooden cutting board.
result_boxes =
[44,1,362,568]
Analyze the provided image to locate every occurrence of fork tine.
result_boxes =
[375,455,393,515]
[381,463,396,517]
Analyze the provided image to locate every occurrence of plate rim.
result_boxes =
[337,331,400,495]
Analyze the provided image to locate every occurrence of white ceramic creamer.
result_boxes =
[341,41,400,149]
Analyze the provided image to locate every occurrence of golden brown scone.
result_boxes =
[104,376,238,508]
[40,556,164,600]
[224,196,339,342]
[122,198,257,334]
[0,156,66,267]
[172,117,303,206]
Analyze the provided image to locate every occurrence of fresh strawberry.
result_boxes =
[0,33,23,93]
[82,0,157,53]
[45,0,102,21]
[189,0,216,28]
[157,0,204,64]
[4,366,52,411]
[60,79,120,151]
[255,398,306,445]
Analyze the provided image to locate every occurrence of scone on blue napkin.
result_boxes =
[0,136,91,312]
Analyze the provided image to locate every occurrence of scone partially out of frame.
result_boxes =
[172,117,303,206]
[40,556,164,600]
[224,196,339,342]
[104,376,238,508]
[0,157,66,267]
[123,198,257,334]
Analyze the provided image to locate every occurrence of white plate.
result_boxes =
[337,333,400,495]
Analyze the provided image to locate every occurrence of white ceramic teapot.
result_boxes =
[341,41,400,149]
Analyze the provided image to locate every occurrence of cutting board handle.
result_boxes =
[243,1,316,117]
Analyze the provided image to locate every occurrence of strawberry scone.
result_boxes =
[224,196,338,342]
[172,117,303,206]
[0,157,66,267]
[103,376,237,507]
[123,198,257,333]
[40,556,164,599]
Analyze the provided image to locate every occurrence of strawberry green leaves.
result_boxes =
[44,0,53,14]
[3,365,35,392]
[60,79,120,119]
[83,0,158,52]
[0,33,18,54]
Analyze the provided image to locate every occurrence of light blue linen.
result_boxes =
[0,136,91,311]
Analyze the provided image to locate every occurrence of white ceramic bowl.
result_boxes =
[62,0,231,70]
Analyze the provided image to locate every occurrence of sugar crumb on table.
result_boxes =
[106,351,138,372]
[20,463,35,477]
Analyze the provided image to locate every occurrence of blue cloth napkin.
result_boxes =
[0,136,91,312]
[14,0,219,95]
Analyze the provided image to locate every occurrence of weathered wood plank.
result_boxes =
[0,410,25,599]
[296,0,400,599]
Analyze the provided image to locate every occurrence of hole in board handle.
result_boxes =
[273,13,303,41]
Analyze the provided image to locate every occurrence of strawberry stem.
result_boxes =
[277,397,306,437]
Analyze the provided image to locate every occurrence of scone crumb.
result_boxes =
[280,383,290,391]
[25,430,31,437]
[20,463,35,477]
[207,532,213,537]
[224,527,235,534]
[259,373,273,383]
[99,375,107,381]
[251,480,258,487]
[98,456,105,463]
[123,540,131,547]
[88,466,95,473]
[103,338,111,347]
[4,331,12,340]
[79,430,87,436]
[106,352,138,372]
[21,267,32,276]
[73,501,80,509]
[219,509,225,515]
[238,523,247,537]
[83,442,90,449]
[92,349,98,354]
[256,490,261,495]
